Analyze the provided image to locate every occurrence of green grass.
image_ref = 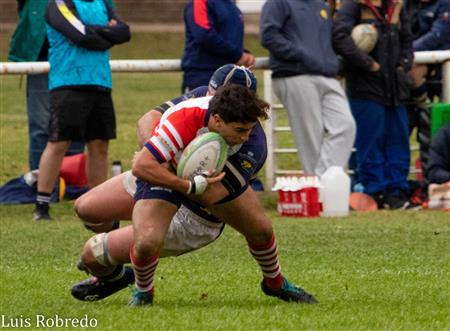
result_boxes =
[0,204,449,330]
[1,31,450,330]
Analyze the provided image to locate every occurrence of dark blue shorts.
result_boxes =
[134,179,184,207]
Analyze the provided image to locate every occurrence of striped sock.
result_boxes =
[36,192,51,209]
[130,246,159,293]
[248,235,283,289]
[36,192,52,205]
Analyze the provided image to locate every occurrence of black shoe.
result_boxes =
[33,205,52,221]
[261,277,318,304]
[383,193,410,210]
[372,193,386,209]
[71,266,135,301]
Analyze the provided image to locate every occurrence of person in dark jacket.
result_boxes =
[406,0,450,173]
[180,0,255,92]
[34,0,130,221]
[260,0,356,176]
[426,122,450,184]
[333,0,414,209]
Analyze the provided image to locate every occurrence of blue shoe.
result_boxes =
[128,287,153,306]
[261,277,317,304]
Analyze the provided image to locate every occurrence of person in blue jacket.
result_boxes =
[426,123,450,184]
[34,0,130,221]
[180,0,255,92]
[406,0,450,174]
[8,0,84,171]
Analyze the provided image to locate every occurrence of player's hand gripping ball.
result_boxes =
[177,132,229,194]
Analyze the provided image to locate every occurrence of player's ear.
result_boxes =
[212,114,222,127]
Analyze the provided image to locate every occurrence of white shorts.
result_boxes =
[121,170,224,256]
[160,205,224,257]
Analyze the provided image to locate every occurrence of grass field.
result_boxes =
[1,32,450,330]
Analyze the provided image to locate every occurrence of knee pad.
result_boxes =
[86,233,117,266]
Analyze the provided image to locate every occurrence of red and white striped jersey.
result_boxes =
[144,96,212,164]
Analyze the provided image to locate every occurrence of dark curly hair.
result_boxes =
[209,84,270,124]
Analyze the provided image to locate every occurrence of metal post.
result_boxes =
[442,60,450,103]
[263,70,275,190]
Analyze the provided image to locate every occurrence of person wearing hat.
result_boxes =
[70,65,317,306]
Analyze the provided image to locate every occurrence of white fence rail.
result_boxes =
[1,51,449,188]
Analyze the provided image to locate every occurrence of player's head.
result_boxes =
[209,84,269,146]
[208,64,257,94]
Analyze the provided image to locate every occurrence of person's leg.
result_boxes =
[315,78,356,175]
[26,75,84,170]
[71,226,135,301]
[74,172,135,232]
[273,75,323,174]
[129,199,178,305]
[384,105,410,195]
[34,140,71,220]
[208,187,316,303]
[71,205,224,301]
[349,99,387,196]
[26,74,50,170]
[85,139,109,188]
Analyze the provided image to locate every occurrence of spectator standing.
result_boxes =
[260,0,356,176]
[180,0,255,92]
[333,0,414,209]
[8,0,84,171]
[33,0,130,220]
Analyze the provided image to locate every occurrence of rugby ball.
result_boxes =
[177,132,229,180]
[351,23,378,53]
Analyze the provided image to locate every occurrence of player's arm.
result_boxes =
[136,110,162,148]
[188,123,267,206]
[45,0,112,50]
[132,147,224,195]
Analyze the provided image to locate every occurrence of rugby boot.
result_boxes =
[261,276,318,304]
[71,266,134,301]
[128,287,153,307]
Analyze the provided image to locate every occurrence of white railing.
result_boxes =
[1,51,449,188]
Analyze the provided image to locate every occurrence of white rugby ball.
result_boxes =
[177,132,229,180]
[351,23,378,53]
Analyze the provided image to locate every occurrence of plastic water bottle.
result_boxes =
[319,166,350,217]
[111,160,122,177]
